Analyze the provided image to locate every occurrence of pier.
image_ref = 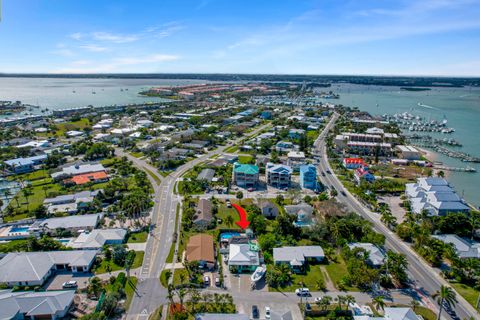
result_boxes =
[434,165,477,173]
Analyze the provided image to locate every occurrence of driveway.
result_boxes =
[44,272,91,291]
[380,195,407,223]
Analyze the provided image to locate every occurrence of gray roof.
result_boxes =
[198,168,215,181]
[228,244,259,266]
[39,213,100,230]
[195,199,213,224]
[432,234,480,259]
[0,289,74,319]
[4,154,47,167]
[284,203,314,216]
[44,190,101,205]
[273,246,324,265]
[51,163,105,179]
[68,228,127,249]
[195,314,249,320]
[0,251,97,284]
[348,243,385,266]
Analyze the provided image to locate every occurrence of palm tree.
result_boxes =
[433,285,457,320]
[167,284,175,305]
[42,185,49,197]
[22,187,33,209]
[317,296,332,311]
[373,296,386,312]
[189,288,201,314]
[381,211,397,229]
[336,295,346,310]
[88,277,103,299]
[225,215,234,227]
[345,295,356,311]
[177,287,187,311]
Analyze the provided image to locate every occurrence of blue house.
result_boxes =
[4,154,48,174]
[289,129,306,139]
[260,111,272,120]
[299,164,317,190]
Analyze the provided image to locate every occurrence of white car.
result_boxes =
[265,306,271,319]
[295,288,310,296]
[62,280,77,288]
[203,276,210,286]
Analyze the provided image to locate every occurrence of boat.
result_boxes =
[250,266,266,282]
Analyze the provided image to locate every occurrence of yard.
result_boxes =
[127,231,148,243]
[238,154,254,164]
[53,118,91,137]
[324,255,359,292]
[224,145,238,153]
[93,251,144,274]
[269,264,326,292]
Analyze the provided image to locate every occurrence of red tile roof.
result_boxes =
[69,171,108,185]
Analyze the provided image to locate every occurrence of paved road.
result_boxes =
[126,123,272,319]
[314,113,478,320]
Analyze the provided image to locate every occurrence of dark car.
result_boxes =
[252,305,259,319]
[340,191,347,197]
[326,170,332,174]
[321,171,326,177]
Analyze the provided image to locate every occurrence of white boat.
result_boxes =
[250,266,266,282]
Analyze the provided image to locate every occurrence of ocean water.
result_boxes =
[0,78,478,206]
[327,83,480,207]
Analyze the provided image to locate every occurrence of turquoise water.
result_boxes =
[220,232,240,240]
[325,84,480,207]
[10,226,29,233]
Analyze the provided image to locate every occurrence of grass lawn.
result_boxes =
[238,154,253,164]
[143,167,161,185]
[160,269,172,287]
[6,182,62,219]
[451,282,480,310]
[7,170,49,182]
[0,239,29,253]
[124,277,138,310]
[224,145,238,153]
[159,170,173,177]
[130,152,144,158]
[100,158,118,167]
[270,264,326,292]
[53,118,91,136]
[324,255,359,292]
[93,251,144,274]
[127,231,148,243]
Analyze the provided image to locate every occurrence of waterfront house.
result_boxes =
[348,243,385,267]
[273,246,324,273]
[232,163,259,189]
[265,163,292,189]
[299,164,317,190]
[4,154,48,174]
[228,243,260,273]
[0,250,97,287]
[396,145,421,160]
[186,234,216,270]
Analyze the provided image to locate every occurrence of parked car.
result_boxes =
[62,280,77,288]
[340,191,347,197]
[326,169,332,174]
[203,276,210,286]
[215,277,221,287]
[226,200,232,208]
[265,306,271,319]
[295,288,310,296]
[247,187,255,192]
[321,171,326,177]
[251,305,259,319]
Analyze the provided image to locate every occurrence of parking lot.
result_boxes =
[44,272,92,291]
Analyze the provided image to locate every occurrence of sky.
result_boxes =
[1,0,480,76]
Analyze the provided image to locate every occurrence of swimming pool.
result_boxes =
[220,232,240,241]
[10,226,29,233]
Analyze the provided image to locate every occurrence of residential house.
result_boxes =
[432,234,480,259]
[287,151,306,171]
[257,200,279,218]
[186,234,216,270]
[43,190,101,215]
[35,213,101,233]
[232,163,259,189]
[67,171,109,186]
[0,250,97,287]
[228,243,260,272]
[197,168,215,182]
[284,203,314,227]
[273,246,324,273]
[4,155,48,174]
[68,228,127,250]
[194,199,213,227]
[51,163,106,181]
[260,111,272,119]
[275,141,296,152]
[354,307,421,320]
[348,243,385,267]
[342,158,368,170]
[299,164,317,190]
[0,290,75,320]
[288,129,306,139]
[354,167,375,184]
[265,163,292,189]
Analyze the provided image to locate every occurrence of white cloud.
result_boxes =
[51,48,75,57]
[91,31,139,43]
[69,32,85,40]
[79,44,108,52]
[113,54,179,65]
